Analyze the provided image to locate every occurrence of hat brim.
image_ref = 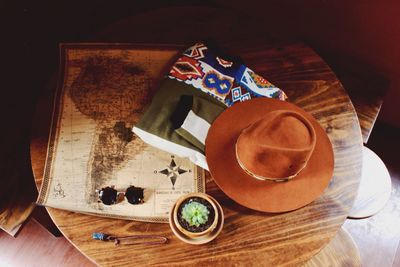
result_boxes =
[205,98,334,213]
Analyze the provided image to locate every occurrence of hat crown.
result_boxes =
[236,110,316,181]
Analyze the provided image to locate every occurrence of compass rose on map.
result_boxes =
[156,156,188,189]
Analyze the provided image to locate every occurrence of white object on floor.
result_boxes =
[348,146,392,219]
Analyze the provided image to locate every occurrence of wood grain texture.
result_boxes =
[101,5,380,142]
[0,204,34,237]
[333,69,386,144]
[350,95,382,144]
[30,7,363,266]
[304,228,361,267]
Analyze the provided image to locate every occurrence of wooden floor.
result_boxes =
[0,121,399,267]
[0,219,95,267]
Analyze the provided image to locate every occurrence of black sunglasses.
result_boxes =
[96,186,144,205]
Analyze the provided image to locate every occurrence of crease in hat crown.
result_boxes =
[235,110,317,182]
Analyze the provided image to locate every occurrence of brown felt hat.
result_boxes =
[205,98,334,213]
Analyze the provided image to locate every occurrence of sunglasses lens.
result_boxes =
[125,186,144,205]
[98,186,118,205]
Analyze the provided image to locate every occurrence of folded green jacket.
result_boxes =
[132,43,287,170]
[133,79,225,170]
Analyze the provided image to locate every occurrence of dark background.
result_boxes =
[0,0,399,224]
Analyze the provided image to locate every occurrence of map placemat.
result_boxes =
[37,43,205,223]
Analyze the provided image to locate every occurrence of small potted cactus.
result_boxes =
[173,192,219,238]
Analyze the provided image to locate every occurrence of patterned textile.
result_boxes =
[168,42,287,106]
[133,42,288,170]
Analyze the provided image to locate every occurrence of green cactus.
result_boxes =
[181,201,210,227]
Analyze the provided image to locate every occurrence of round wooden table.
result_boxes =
[31,7,363,266]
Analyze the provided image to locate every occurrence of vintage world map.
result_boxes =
[37,44,204,222]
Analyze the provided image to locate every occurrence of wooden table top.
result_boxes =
[30,7,363,266]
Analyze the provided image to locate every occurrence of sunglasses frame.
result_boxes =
[96,185,145,205]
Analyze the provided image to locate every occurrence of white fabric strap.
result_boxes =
[181,110,211,145]
[132,127,209,170]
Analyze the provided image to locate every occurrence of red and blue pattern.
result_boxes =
[169,56,204,81]
[183,43,207,59]
[168,43,287,105]
[202,71,232,98]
